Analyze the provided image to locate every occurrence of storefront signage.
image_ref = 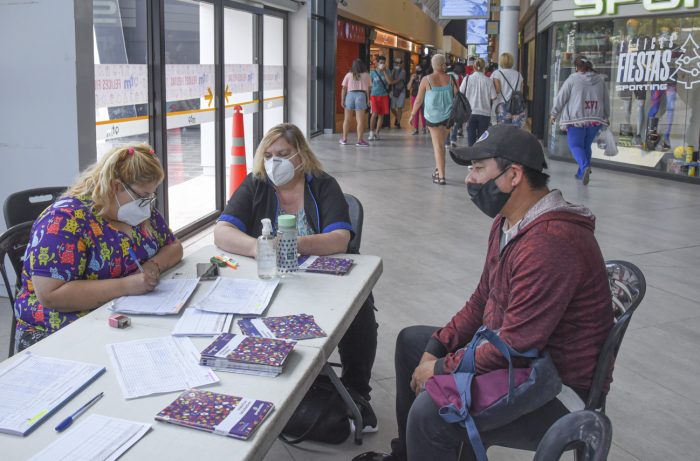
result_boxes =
[616,34,700,90]
[574,0,698,17]
[338,18,366,43]
[374,30,398,48]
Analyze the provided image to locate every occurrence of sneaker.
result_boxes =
[582,167,591,185]
[339,138,348,145]
[352,452,397,461]
[422,128,427,134]
[348,389,378,433]
[368,131,375,140]
[356,139,369,147]
[374,133,381,140]
[450,141,457,148]
[412,129,419,135]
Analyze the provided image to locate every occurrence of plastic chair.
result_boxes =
[3,187,65,228]
[533,411,613,461]
[585,260,646,412]
[0,221,33,357]
[344,193,364,254]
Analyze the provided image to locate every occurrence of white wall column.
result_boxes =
[498,0,521,66]
[288,3,309,136]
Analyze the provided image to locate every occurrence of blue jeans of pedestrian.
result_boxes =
[567,125,601,179]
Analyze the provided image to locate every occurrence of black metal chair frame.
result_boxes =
[0,222,34,357]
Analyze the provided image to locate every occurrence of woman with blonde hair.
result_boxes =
[409,54,458,185]
[463,57,496,145]
[340,59,371,147]
[13,144,183,351]
[215,123,379,430]
[491,52,527,127]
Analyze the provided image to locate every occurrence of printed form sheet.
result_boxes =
[0,354,105,436]
[171,308,233,336]
[106,336,219,399]
[28,414,151,461]
[109,278,199,315]
[192,277,279,315]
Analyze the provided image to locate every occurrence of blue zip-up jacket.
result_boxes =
[218,172,354,241]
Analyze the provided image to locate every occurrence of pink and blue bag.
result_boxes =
[425,326,562,460]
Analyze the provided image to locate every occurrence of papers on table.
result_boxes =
[28,414,150,461]
[106,336,219,400]
[0,354,105,436]
[109,278,199,315]
[171,308,233,337]
[191,277,279,315]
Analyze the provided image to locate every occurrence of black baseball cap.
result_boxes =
[449,125,548,171]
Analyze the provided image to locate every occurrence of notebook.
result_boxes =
[238,314,327,340]
[199,333,296,377]
[156,389,274,440]
[297,255,354,275]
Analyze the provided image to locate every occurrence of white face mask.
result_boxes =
[116,186,152,226]
[378,63,385,70]
[265,153,300,187]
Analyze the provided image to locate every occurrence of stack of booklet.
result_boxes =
[199,333,296,377]
[156,389,274,440]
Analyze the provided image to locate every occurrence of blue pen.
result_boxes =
[55,392,104,432]
[128,248,145,273]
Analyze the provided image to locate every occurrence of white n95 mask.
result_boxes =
[116,189,152,226]
[265,154,299,187]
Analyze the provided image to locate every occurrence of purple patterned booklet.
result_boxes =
[297,255,354,275]
[238,314,327,340]
[200,333,296,377]
[155,389,274,440]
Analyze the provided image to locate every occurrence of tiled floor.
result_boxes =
[2,127,699,460]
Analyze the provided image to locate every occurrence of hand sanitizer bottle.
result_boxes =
[257,218,277,279]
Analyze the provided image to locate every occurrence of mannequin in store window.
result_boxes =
[617,19,647,147]
[646,26,679,152]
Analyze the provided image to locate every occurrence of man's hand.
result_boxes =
[410,352,438,396]
[549,116,556,125]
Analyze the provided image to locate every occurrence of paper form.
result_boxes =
[0,354,105,436]
[171,308,233,336]
[106,336,219,400]
[109,278,199,315]
[28,414,151,461]
[191,277,279,315]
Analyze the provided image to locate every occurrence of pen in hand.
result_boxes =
[55,392,104,432]
[128,248,145,273]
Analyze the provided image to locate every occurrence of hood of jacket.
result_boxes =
[572,71,605,87]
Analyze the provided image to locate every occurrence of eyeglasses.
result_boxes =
[263,150,298,160]
[123,183,157,208]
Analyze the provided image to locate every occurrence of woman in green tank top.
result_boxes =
[409,54,458,185]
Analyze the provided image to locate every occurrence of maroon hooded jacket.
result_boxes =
[427,195,613,392]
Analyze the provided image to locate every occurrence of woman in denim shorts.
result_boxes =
[340,59,371,147]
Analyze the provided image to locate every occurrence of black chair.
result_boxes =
[3,186,66,228]
[533,411,613,461]
[344,193,364,254]
[0,221,33,357]
[585,260,646,412]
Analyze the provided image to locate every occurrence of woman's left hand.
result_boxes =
[410,359,436,396]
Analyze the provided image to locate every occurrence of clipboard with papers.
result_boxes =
[0,353,105,436]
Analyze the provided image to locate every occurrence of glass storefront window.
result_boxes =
[547,15,700,179]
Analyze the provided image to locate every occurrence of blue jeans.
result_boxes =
[567,125,601,178]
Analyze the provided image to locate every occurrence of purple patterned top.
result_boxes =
[14,195,176,336]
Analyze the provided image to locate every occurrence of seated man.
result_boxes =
[214,123,378,432]
[357,125,613,460]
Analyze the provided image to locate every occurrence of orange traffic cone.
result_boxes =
[229,106,247,197]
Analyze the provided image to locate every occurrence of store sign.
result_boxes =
[616,34,700,90]
[374,30,398,48]
[574,0,698,17]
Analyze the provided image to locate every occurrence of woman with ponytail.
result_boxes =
[13,144,182,352]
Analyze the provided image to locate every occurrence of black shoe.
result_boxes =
[412,129,419,135]
[582,167,591,186]
[348,388,378,433]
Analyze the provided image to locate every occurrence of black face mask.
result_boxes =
[467,167,512,218]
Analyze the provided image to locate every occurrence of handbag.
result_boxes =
[596,126,619,157]
[425,326,562,461]
[280,375,351,445]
